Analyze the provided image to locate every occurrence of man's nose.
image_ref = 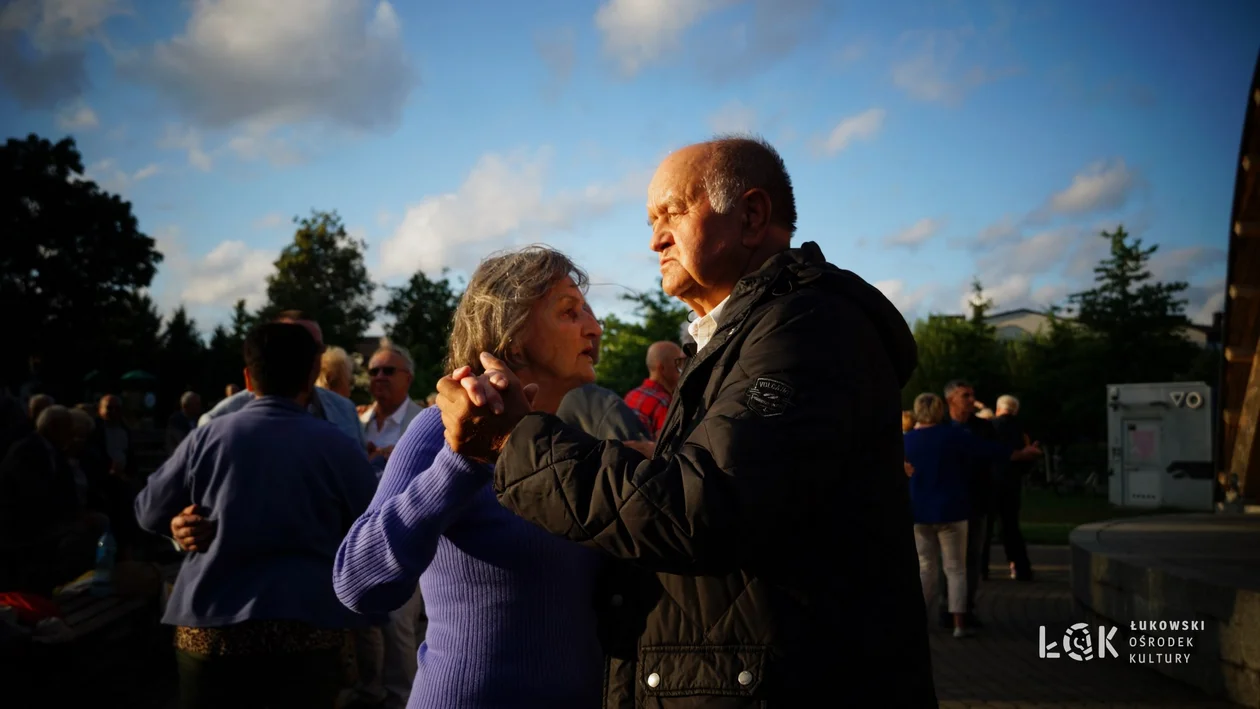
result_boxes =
[649,226,669,253]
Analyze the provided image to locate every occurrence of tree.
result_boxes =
[258,210,376,348]
[901,278,1009,409]
[384,269,462,397]
[158,306,207,410]
[1067,225,1198,383]
[204,299,252,402]
[595,283,690,397]
[0,134,163,401]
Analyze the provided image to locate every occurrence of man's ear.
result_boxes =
[739,188,773,247]
[243,368,256,394]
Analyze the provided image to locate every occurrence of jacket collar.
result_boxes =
[681,241,828,358]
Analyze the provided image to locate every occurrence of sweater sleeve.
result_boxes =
[333,409,491,614]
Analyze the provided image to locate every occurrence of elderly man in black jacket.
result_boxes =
[436,136,937,708]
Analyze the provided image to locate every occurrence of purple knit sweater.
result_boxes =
[333,407,604,709]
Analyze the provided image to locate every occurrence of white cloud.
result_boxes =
[818,107,885,156]
[1148,245,1226,283]
[958,273,1035,314]
[1047,159,1136,216]
[978,226,1079,276]
[890,28,1017,105]
[253,212,287,229]
[83,159,161,194]
[595,0,731,76]
[154,228,276,313]
[125,0,417,133]
[708,100,758,134]
[875,279,934,320]
[158,125,214,171]
[0,0,125,108]
[882,217,942,249]
[1185,279,1226,325]
[56,102,99,130]
[379,147,647,279]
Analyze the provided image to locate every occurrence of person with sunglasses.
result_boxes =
[360,340,426,471]
[622,340,685,438]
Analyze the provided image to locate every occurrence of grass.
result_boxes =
[1013,487,1174,546]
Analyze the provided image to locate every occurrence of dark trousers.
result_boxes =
[176,648,342,709]
[939,513,986,618]
[981,479,1031,577]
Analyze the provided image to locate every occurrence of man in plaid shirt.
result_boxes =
[623,340,685,437]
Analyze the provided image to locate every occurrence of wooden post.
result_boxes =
[1229,338,1260,498]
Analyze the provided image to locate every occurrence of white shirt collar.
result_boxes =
[360,399,410,426]
[686,296,730,352]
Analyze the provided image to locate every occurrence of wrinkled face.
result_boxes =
[647,146,744,305]
[368,351,413,404]
[517,276,602,390]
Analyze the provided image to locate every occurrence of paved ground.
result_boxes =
[933,545,1238,709]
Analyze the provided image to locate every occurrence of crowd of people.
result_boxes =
[0,135,1048,709]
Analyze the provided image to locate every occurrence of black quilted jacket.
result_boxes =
[495,242,938,708]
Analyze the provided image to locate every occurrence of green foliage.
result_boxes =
[595,283,690,397]
[0,134,163,401]
[384,269,462,397]
[258,210,377,348]
[901,309,1010,409]
[1067,225,1199,384]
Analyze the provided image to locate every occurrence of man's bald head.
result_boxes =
[646,341,685,393]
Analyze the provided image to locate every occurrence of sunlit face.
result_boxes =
[516,276,602,391]
[368,351,413,404]
[647,146,744,306]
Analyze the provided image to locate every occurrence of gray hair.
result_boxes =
[36,404,72,438]
[996,394,1020,413]
[446,245,588,374]
[318,346,355,390]
[371,338,415,374]
[944,379,972,398]
[701,134,798,233]
[179,391,200,408]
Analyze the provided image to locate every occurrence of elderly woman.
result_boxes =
[316,346,356,400]
[333,245,607,709]
[902,393,1039,638]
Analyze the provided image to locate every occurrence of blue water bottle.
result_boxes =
[91,527,117,597]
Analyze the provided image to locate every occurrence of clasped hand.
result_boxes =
[435,353,538,464]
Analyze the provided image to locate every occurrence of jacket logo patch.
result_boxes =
[746,378,794,417]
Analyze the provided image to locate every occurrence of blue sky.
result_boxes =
[2,0,1256,339]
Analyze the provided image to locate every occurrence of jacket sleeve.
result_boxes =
[594,394,654,442]
[494,299,851,574]
[333,412,490,614]
[133,432,195,535]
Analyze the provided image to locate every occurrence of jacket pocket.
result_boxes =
[637,645,767,702]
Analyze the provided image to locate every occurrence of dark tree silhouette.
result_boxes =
[1,134,163,401]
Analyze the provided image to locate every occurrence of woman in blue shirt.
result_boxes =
[903,392,1039,638]
[333,246,621,709]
